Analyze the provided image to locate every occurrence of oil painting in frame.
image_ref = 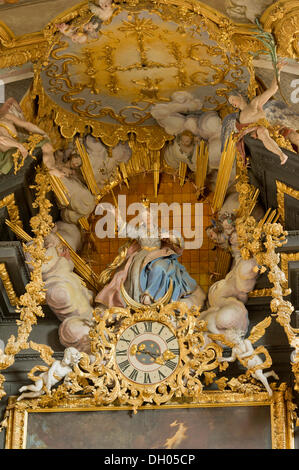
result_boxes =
[4,390,294,449]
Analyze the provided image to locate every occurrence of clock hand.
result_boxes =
[130,343,160,359]
[130,344,176,362]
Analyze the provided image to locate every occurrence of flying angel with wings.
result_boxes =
[221,61,299,165]
[216,317,279,396]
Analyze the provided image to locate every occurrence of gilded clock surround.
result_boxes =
[0,0,298,449]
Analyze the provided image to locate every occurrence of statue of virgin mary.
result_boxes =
[95,199,206,309]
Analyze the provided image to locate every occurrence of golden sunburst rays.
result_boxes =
[212,133,236,213]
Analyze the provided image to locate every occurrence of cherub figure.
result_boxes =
[217,318,279,396]
[164,130,199,171]
[150,91,203,136]
[17,347,82,401]
[206,210,239,258]
[222,61,298,165]
[54,144,83,178]
[89,0,115,22]
[57,17,102,44]
[0,97,61,176]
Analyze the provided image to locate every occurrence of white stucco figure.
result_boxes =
[55,221,82,252]
[200,257,259,341]
[54,145,96,224]
[218,328,279,396]
[25,230,94,353]
[150,91,203,136]
[17,347,81,400]
[164,131,198,171]
[84,135,131,187]
[89,0,114,22]
[43,232,94,352]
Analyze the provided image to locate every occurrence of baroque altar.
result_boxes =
[0,0,298,449]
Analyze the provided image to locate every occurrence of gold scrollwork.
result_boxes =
[261,0,299,58]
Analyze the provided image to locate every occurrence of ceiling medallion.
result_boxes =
[41,2,251,127]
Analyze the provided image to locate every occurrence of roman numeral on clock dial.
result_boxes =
[118,360,130,372]
[166,335,176,344]
[169,348,180,356]
[116,349,127,357]
[128,369,138,381]
[130,325,140,336]
[165,360,177,371]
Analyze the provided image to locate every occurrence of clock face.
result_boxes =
[115,321,180,385]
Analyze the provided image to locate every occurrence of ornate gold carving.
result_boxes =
[235,154,299,397]
[0,168,54,399]
[212,133,236,213]
[38,87,171,149]
[280,252,299,289]
[195,140,209,196]
[0,0,297,76]
[261,0,299,58]
[276,180,299,225]
[48,174,70,207]
[4,387,295,449]
[0,194,23,228]
[0,263,18,306]
[75,138,100,196]
[4,220,32,243]
[0,0,297,432]
[178,162,187,187]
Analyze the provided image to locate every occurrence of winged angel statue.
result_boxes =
[222,61,299,165]
[217,317,279,396]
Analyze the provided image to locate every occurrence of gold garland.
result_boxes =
[0,167,55,400]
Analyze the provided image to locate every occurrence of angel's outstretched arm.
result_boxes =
[5,114,48,137]
[252,61,285,108]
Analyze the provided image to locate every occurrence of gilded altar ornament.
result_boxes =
[14,299,277,408]
[24,302,223,407]
[4,220,33,243]
[276,180,299,225]
[0,194,23,228]
[234,156,299,399]
[17,347,82,401]
[0,167,54,400]
[0,0,297,432]
[0,263,19,306]
[29,0,258,149]
[195,140,209,196]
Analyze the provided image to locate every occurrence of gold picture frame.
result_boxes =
[5,388,295,449]
[276,180,299,225]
